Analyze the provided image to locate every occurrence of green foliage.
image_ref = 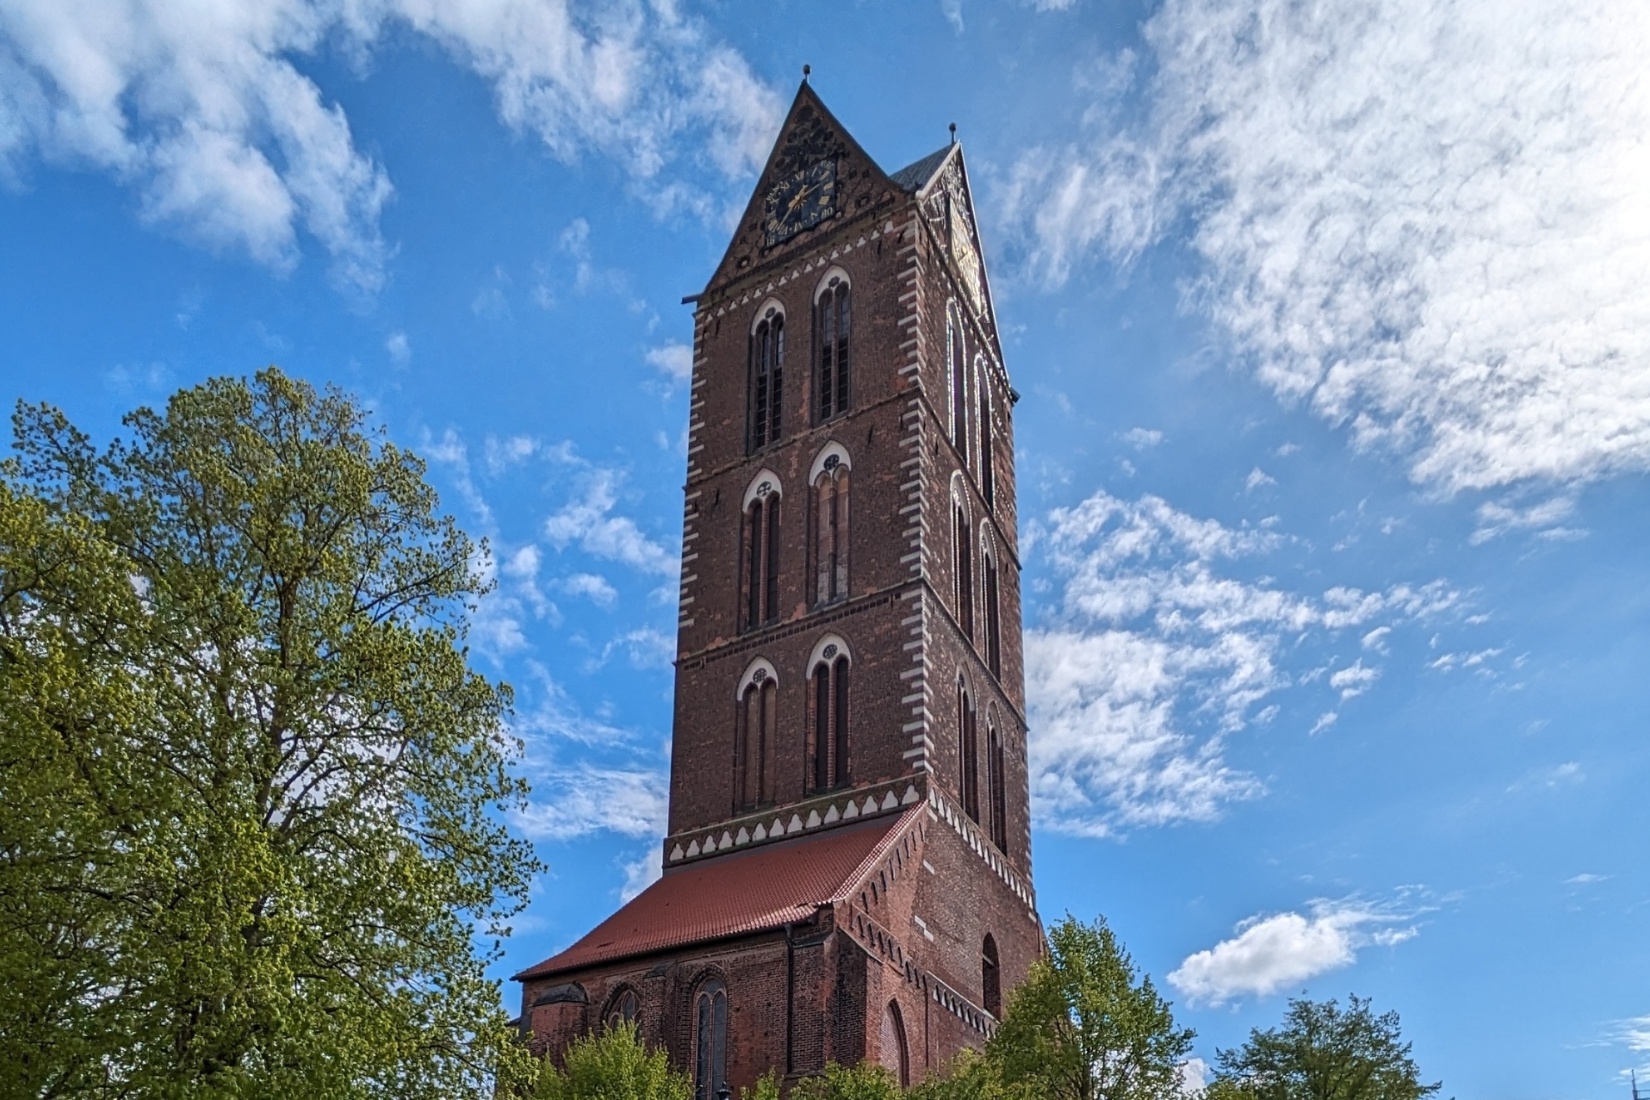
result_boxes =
[790,1062,906,1100]
[1212,996,1441,1100]
[532,1024,692,1100]
[0,369,540,1098]
[908,1050,1007,1100]
[988,914,1194,1100]
[741,1071,784,1100]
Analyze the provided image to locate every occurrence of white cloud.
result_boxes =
[560,571,618,608]
[385,330,410,365]
[1122,427,1163,449]
[1308,711,1338,736]
[0,0,779,292]
[1003,0,1650,494]
[646,341,693,384]
[545,466,677,577]
[512,763,667,842]
[1616,1015,1650,1053]
[1026,488,1458,835]
[1244,466,1276,493]
[484,433,539,474]
[1565,873,1609,885]
[1361,626,1391,653]
[1177,1058,1209,1097]
[1470,495,1584,545]
[1330,660,1379,701]
[618,849,663,902]
[1169,897,1421,1006]
[0,0,389,290]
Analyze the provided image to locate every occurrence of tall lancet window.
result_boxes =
[749,304,784,451]
[983,535,1002,679]
[742,476,781,629]
[812,447,850,605]
[816,272,851,422]
[693,979,728,1100]
[948,302,969,463]
[810,637,852,791]
[958,676,979,823]
[988,718,1008,852]
[981,935,1002,1018]
[954,494,974,642]
[978,357,995,510]
[736,663,778,810]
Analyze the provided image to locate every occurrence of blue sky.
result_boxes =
[3,0,1648,1094]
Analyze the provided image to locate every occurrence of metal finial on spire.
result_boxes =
[802,64,811,82]
[949,122,957,145]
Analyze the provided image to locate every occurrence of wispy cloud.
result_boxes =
[646,341,693,385]
[1001,0,1650,494]
[512,763,668,842]
[0,0,780,293]
[1026,489,1459,836]
[545,466,677,577]
[1169,895,1425,1006]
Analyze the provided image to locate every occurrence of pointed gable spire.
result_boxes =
[702,80,899,295]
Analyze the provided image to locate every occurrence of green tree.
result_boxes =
[988,915,1194,1100]
[531,1024,691,1100]
[1211,996,1441,1100]
[790,1063,907,1100]
[0,369,539,1098]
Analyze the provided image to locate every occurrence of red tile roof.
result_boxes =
[515,809,919,980]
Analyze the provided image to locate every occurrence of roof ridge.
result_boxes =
[827,804,927,904]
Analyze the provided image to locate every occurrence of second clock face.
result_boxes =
[764,160,838,245]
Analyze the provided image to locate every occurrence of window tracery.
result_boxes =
[810,445,850,605]
[815,270,851,422]
[948,301,968,463]
[809,635,852,791]
[693,979,728,1100]
[957,674,979,823]
[736,661,778,810]
[982,529,1001,678]
[982,935,1001,1018]
[749,302,784,451]
[988,716,1008,852]
[742,474,781,629]
[977,355,995,510]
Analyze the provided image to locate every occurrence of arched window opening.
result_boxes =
[742,484,781,629]
[810,643,852,791]
[948,304,968,463]
[693,979,728,1100]
[989,721,1008,852]
[954,500,974,641]
[813,456,850,605]
[984,544,1002,679]
[978,359,995,509]
[738,671,777,810]
[833,655,850,788]
[958,678,979,823]
[816,275,851,421]
[749,307,785,451]
[606,987,640,1031]
[880,1000,910,1087]
[982,936,1002,1018]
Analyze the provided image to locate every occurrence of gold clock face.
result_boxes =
[763,160,838,245]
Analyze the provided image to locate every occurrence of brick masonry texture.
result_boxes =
[518,83,1043,1096]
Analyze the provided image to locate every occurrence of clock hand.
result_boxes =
[787,182,818,214]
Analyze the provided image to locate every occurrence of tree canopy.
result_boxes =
[1211,996,1442,1100]
[988,915,1194,1100]
[0,369,538,1098]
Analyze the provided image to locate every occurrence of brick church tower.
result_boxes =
[515,81,1041,1096]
